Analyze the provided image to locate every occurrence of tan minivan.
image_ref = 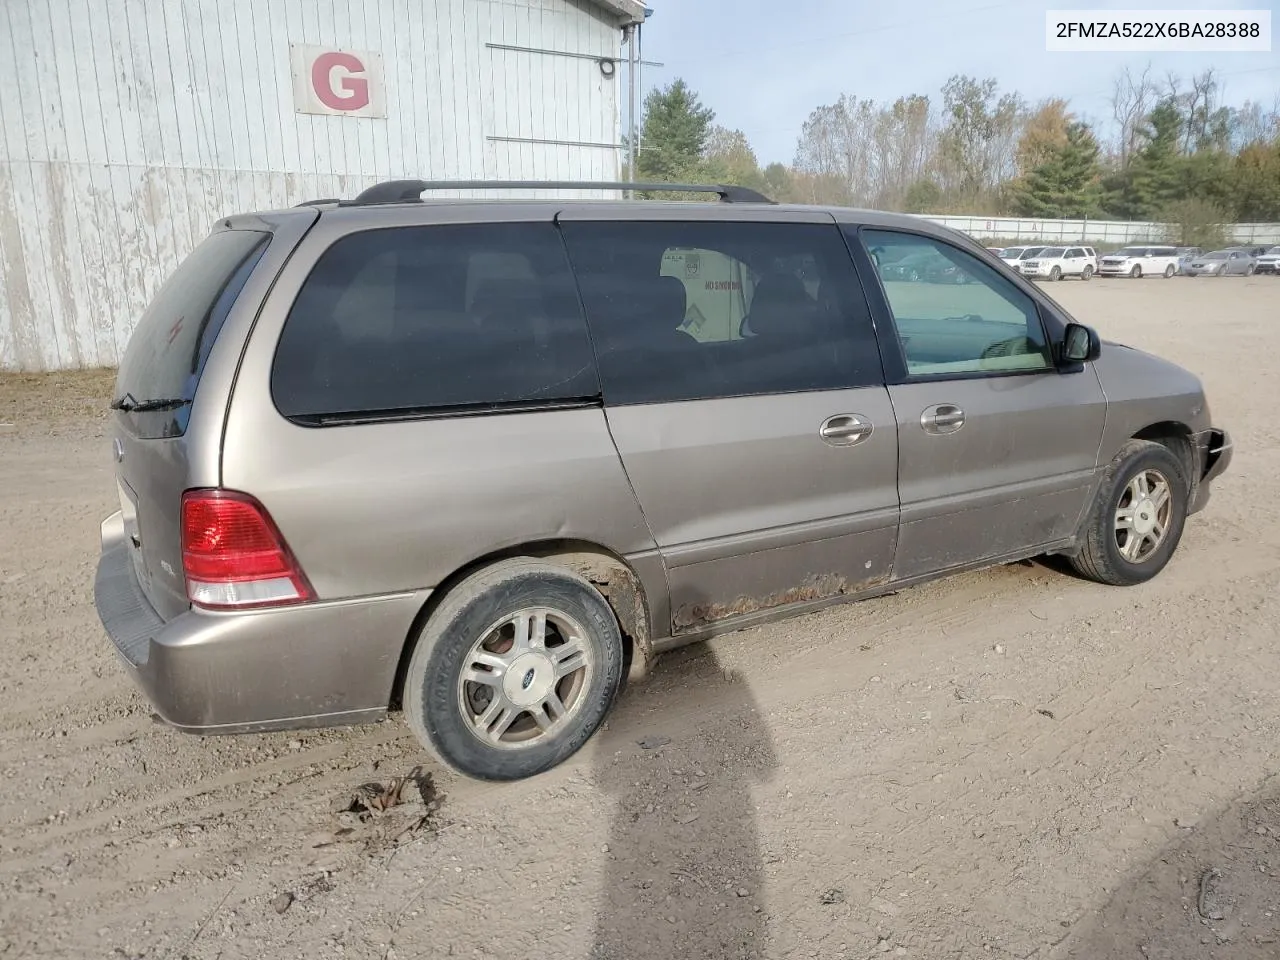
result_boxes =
[94,180,1233,781]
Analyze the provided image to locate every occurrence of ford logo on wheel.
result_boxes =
[521,668,536,690]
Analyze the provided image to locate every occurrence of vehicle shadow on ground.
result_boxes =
[587,640,777,960]
[1060,773,1280,959]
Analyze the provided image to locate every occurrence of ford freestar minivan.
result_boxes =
[94,180,1233,782]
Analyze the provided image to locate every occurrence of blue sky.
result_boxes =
[632,0,1280,164]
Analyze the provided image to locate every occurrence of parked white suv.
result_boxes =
[1254,246,1280,275]
[1098,245,1180,279]
[998,246,1045,269]
[1017,246,1098,281]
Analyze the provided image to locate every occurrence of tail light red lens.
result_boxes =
[180,489,315,609]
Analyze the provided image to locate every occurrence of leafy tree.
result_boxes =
[1231,140,1280,220]
[903,179,943,212]
[760,162,796,202]
[701,125,765,191]
[1015,121,1103,218]
[635,79,716,184]
[938,75,1024,204]
[1016,98,1071,173]
[1159,197,1228,250]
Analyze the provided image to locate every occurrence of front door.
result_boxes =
[559,212,899,633]
[852,227,1107,581]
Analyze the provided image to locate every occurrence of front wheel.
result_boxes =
[403,558,626,781]
[1049,266,1062,281]
[1068,440,1189,586]
[1163,264,1176,278]
[1081,265,1093,281]
[1130,265,1143,279]
[1245,264,1256,277]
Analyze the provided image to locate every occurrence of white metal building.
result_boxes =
[0,0,647,372]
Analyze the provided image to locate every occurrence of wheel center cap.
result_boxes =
[1132,498,1157,535]
[503,652,554,707]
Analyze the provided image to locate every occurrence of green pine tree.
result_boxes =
[1106,100,1183,219]
[635,79,716,184]
[1015,121,1102,218]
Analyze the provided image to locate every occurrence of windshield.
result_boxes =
[1002,247,1024,257]
[1116,247,1146,257]
[1267,247,1280,255]
[1018,247,1044,259]
[1205,252,1228,259]
[1040,247,1065,257]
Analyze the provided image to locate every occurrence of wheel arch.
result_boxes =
[389,539,660,710]
[1129,421,1200,506]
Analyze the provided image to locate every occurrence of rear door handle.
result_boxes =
[920,403,965,435]
[820,414,873,446]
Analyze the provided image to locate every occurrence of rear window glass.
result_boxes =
[115,229,269,432]
[271,223,598,421]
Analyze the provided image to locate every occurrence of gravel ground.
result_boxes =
[2,276,1279,960]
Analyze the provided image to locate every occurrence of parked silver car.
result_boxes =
[93,180,1234,782]
[1174,247,1203,274]
[1182,249,1258,276]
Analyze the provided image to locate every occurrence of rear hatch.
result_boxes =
[110,228,273,621]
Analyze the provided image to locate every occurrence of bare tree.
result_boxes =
[1231,98,1280,150]
[1110,64,1158,165]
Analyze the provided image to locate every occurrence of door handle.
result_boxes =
[819,414,873,446]
[920,403,965,435]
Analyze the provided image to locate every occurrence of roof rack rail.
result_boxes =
[342,179,775,206]
[294,198,340,207]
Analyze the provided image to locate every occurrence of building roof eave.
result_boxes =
[586,0,649,27]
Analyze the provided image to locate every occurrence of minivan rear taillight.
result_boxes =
[180,490,315,609]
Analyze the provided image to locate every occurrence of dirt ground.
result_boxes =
[3,276,1280,960]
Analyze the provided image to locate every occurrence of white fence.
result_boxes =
[913,215,1280,246]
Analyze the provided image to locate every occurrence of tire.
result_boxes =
[1130,265,1143,279]
[403,558,626,781]
[1081,265,1093,281]
[1049,266,1062,281]
[1069,440,1189,587]
[1246,264,1256,277]
[1163,264,1175,278]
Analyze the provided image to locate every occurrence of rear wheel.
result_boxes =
[1130,265,1143,279]
[403,558,626,781]
[1163,264,1175,278]
[1081,265,1093,281]
[1069,440,1188,587]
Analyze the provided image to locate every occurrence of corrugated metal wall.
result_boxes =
[0,0,625,371]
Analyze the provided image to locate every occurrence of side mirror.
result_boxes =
[1062,323,1101,364]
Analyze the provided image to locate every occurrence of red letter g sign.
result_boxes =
[312,52,370,110]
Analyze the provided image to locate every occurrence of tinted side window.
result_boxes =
[560,221,883,405]
[859,229,1053,377]
[271,223,598,420]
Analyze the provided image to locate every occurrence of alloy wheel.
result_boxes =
[1114,469,1173,564]
[456,607,594,749]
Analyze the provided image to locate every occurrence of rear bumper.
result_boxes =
[1190,428,1233,515]
[94,511,427,734]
